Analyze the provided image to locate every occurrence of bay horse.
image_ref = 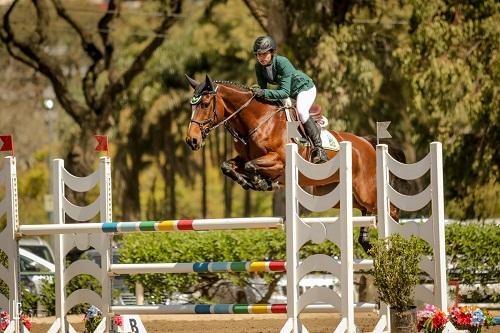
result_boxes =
[185,74,404,252]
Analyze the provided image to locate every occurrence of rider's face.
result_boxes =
[256,51,273,66]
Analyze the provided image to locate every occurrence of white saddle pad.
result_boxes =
[320,130,340,151]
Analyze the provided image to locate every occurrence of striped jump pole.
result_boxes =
[18,217,284,236]
[110,259,372,275]
[110,261,286,274]
[110,303,378,315]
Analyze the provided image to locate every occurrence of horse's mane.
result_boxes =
[214,80,251,92]
[214,80,281,107]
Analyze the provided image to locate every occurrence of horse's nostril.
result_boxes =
[186,137,199,150]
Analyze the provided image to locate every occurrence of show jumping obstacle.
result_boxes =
[0,141,449,333]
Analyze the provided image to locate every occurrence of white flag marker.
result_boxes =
[376,121,392,144]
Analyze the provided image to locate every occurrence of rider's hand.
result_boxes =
[251,87,265,98]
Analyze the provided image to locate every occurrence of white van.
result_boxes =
[19,237,54,263]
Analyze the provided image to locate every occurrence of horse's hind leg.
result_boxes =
[352,177,377,255]
[221,156,254,190]
[357,207,372,254]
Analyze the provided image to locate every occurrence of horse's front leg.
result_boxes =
[244,152,284,191]
[221,156,254,190]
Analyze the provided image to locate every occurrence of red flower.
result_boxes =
[432,310,448,328]
[1,320,8,330]
[456,312,472,326]
[23,320,32,330]
[113,315,124,327]
[21,314,32,330]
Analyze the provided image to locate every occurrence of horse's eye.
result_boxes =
[202,102,210,109]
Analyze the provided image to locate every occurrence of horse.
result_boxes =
[185,74,404,252]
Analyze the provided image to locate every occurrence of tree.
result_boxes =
[1,0,182,219]
[396,0,500,218]
[1,0,182,176]
[243,0,352,62]
[241,0,421,211]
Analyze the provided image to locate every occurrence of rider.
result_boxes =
[251,36,328,164]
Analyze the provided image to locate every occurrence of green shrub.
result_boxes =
[39,279,56,315]
[20,283,40,314]
[446,223,500,285]
[369,234,426,310]
[118,230,286,303]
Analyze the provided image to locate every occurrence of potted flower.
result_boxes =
[448,305,493,333]
[83,305,102,333]
[369,233,426,333]
[0,311,32,332]
[417,304,449,332]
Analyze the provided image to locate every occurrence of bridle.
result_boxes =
[189,89,220,139]
[190,85,255,141]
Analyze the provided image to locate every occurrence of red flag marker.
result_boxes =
[0,135,14,155]
[95,135,109,155]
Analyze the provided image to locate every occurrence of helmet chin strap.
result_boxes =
[266,52,275,66]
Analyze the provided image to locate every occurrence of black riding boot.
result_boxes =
[303,118,328,164]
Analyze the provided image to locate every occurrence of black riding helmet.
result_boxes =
[253,36,276,54]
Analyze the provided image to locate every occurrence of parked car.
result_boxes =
[19,237,54,264]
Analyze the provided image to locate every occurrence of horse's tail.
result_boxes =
[363,135,410,195]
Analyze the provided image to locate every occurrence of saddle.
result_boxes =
[282,99,327,128]
[282,99,339,151]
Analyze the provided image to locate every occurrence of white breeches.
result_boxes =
[296,85,316,122]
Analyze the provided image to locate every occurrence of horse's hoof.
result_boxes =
[237,177,252,190]
[359,241,372,254]
[358,227,372,254]
[256,179,270,191]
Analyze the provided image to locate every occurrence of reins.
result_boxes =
[221,94,284,145]
[246,107,284,138]
[209,94,255,133]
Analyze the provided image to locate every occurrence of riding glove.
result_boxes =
[251,87,265,98]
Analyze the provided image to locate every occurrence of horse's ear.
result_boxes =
[205,74,215,91]
[185,74,199,90]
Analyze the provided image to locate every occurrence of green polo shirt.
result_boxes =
[255,55,314,101]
